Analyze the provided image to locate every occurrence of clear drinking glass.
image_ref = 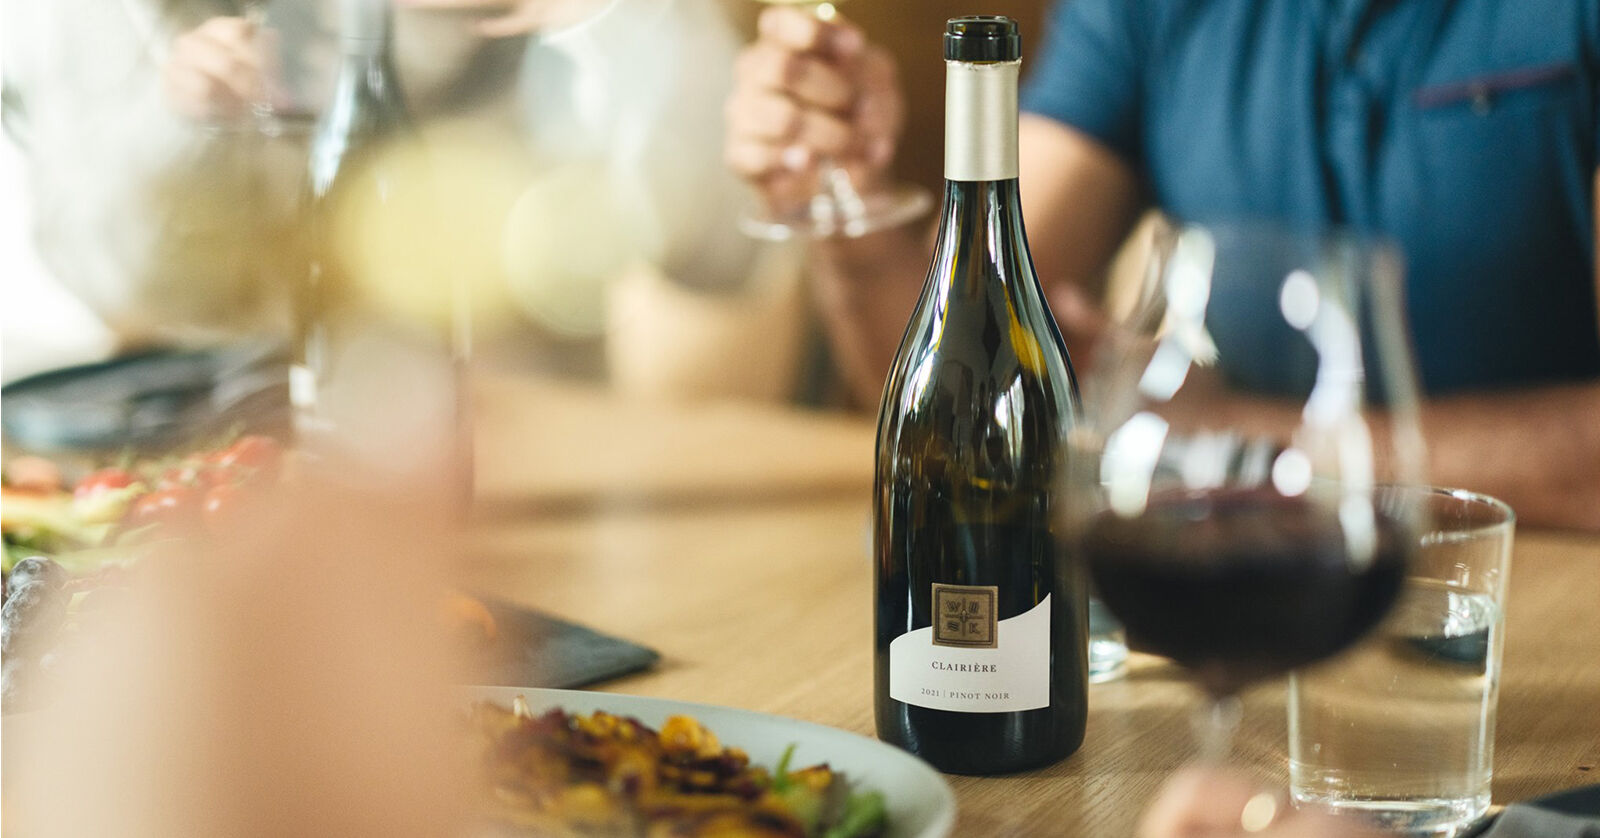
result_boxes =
[737,1,933,241]
[1059,223,1430,762]
[1086,598,1129,683]
[1290,486,1514,836]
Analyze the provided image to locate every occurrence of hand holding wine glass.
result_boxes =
[162,15,272,124]
[725,4,929,239]
[1139,769,1386,838]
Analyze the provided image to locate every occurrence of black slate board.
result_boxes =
[472,598,660,689]
[1,343,289,454]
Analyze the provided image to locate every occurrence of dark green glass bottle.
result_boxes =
[873,16,1088,775]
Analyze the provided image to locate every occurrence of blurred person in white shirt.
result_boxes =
[2,0,771,398]
[0,0,513,381]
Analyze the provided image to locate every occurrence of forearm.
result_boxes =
[810,221,935,408]
[1422,381,1600,532]
[1140,365,1600,532]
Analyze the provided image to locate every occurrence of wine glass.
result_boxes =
[737,1,933,241]
[242,2,284,137]
[1060,222,1430,763]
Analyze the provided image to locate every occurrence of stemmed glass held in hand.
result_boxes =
[736,1,932,241]
[1059,223,1430,762]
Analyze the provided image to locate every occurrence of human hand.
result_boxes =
[162,17,273,123]
[1139,769,1387,838]
[724,5,904,215]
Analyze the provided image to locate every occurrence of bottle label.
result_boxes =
[890,591,1050,712]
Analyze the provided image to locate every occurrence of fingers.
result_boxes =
[725,138,809,182]
[756,5,864,60]
[736,41,856,112]
[852,44,903,169]
[192,15,258,45]
[725,5,906,204]
[721,7,913,221]
[1139,768,1266,838]
[1138,769,1384,838]
[724,64,856,188]
[726,88,853,155]
[163,17,264,121]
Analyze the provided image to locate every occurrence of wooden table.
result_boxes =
[467,374,1600,835]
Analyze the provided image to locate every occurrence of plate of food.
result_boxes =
[464,686,957,838]
[2,436,291,712]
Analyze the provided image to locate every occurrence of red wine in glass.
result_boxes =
[1081,489,1409,698]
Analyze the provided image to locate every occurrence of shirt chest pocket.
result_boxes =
[1412,62,1579,117]
[1392,59,1592,379]
[1404,60,1588,225]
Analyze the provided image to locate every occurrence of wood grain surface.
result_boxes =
[467,375,1600,835]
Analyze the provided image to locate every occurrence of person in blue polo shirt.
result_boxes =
[724,0,1600,532]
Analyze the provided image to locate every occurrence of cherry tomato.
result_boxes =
[74,467,137,499]
[210,436,282,482]
[129,486,201,531]
[6,456,63,493]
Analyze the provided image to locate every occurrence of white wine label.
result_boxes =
[890,593,1051,713]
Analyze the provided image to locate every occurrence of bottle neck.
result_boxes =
[933,178,1027,292]
[339,0,392,57]
[944,59,1020,182]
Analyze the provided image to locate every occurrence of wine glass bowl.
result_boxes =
[739,165,934,241]
[1061,223,1428,751]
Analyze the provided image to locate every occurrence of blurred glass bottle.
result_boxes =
[293,0,472,505]
[292,0,411,426]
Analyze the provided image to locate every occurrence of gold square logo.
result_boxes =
[931,583,998,648]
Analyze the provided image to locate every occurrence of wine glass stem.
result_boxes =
[801,2,863,229]
[243,2,281,135]
[811,160,867,227]
[1191,694,1243,764]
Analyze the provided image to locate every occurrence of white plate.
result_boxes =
[467,686,957,838]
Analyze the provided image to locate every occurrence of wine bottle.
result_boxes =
[291,0,415,433]
[873,16,1087,775]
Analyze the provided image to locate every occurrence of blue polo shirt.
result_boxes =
[1020,0,1600,394]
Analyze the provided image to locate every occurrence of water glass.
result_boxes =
[1289,486,1515,835]
[1087,597,1128,683]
